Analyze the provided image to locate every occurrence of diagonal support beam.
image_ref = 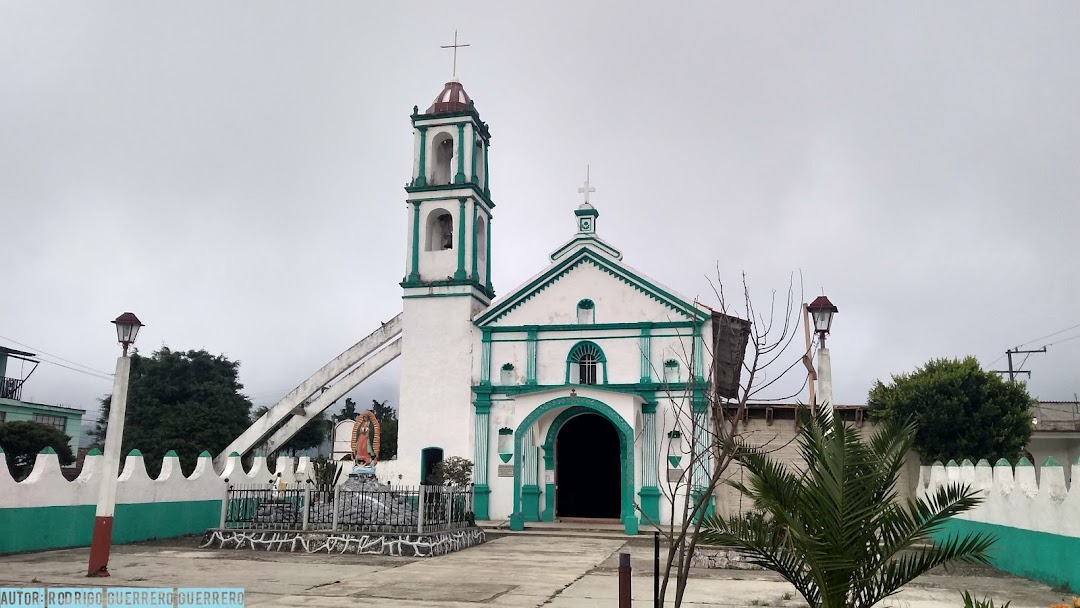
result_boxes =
[216,313,403,465]
[264,338,401,454]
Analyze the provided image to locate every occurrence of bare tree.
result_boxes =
[639,270,808,607]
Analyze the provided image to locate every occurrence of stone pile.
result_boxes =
[252,474,419,528]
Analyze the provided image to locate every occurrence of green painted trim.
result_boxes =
[485,214,493,293]
[668,455,683,468]
[640,325,652,383]
[40,446,56,455]
[408,202,421,281]
[475,247,706,326]
[480,330,492,385]
[549,235,621,262]
[414,125,428,187]
[525,329,538,385]
[521,485,541,522]
[510,396,636,535]
[406,186,496,212]
[693,324,704,381]
[499,453,512,463]
[470,125,478,183]
[163,450,178,457]
[401,291,492,306]
[454,198,467,279]
[564,340,608,384]
[933,518,1080,593]
[473,395,492,415]
[483,142,490,196]
[574,207,599,218]
[471,202,479,279]
[484,321,696,334]
[473,380,704,399]
[639,486,661,525]
[87,447,102,456]
[641,401,657,414]
[473,484,490,520]
[412,108,491,140]
[454,124,466,184]
[127,448,142,456]
[543,482,556,522]
[0,500,220,555]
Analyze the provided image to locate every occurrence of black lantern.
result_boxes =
[112,312,143,355]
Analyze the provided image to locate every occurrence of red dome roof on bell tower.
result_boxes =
[426,80,472,115]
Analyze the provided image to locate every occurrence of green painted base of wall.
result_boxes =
[0,500,221,555]
[638,486,660,526]
[622,515,639,535]
[521,485,541,522]
[542,482,555,522]
[509,512,524,531]
[473,484,490,521]
[934,519,1080,593]
[689,490,715,522]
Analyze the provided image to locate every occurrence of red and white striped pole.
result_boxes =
[88,313,141,577]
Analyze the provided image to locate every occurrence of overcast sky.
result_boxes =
[2,2,1078,431]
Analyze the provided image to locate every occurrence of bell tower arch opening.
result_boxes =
[431,132,454,186]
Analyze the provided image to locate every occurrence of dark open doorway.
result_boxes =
[555,413,621,519]
[420,447,443,485]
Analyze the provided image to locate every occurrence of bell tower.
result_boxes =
[401,80,494,299]
[396,74,495,485]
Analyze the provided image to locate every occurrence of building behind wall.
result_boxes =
[0,346,85,461]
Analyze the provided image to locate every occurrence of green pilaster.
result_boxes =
[485,214,493,293]
[470,125,478,183]
[454,198,467,279]
[414,126,428,186]
[526,328,538,384]
[639,325,652,382]
[541,448,555,521]
[454,124,466,184]
[480,329,492,385]
[693,323,704,381]
[639,401,660,525]
[483,142,490,196]
[639,486,661,524]
[473,397,491,520]
[408,201,421,281]
[522,485,541,522]
[471,203,479,279]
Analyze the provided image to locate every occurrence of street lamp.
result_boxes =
[807,296,838,348]
[805,296,838,420]
[88,312,143,577]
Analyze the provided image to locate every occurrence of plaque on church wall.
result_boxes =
[667,468,683,483]
[544,470,554,485]
[497,464,514,477]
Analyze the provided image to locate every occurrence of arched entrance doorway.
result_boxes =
[556,413,621,519]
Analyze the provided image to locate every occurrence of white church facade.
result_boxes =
[377,79,719,534]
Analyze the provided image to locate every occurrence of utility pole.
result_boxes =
[991,347,1046,381]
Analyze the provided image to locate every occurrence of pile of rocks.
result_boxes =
[309,474,418,528]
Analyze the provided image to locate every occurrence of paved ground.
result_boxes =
[0,535,1070,607]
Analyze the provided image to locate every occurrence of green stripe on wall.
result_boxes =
[933,518,1080,593]
[0,500,220,554]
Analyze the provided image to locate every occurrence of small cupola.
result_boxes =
[426,80,472,115]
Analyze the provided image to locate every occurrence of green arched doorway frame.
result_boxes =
[509,396,638,535]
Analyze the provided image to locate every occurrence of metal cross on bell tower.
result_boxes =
[440,30,470,79]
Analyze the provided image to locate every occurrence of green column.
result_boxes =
[407,201,421,282]
[470,125,478,183]
[541,448,555,522]
[639,325,652,383]
[473,398,491,520]
[526,328,538,385]
[639,401,660,525]
[485,214,493,295]
[454,198,467,280]
[693,324,705,381]
[690,396,715,520]
[454,124,466,184]
[480,330,492,385]
[483,140,491,196]
[414,126,428,187]
[471,203,479,280]
[521,430,540,522]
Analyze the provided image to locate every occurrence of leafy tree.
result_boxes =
[867,356,1034,464]
[332,397,359,423]
[0,421,75,480]
[432,456,473,487]
[700,410,995,608]
[92,347,253,476]
[251,406,330,456]
[369,399,398,460]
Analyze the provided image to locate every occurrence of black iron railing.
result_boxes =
[0,376,23,401]
[222,483,475,533]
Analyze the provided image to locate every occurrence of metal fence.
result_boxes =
[222,483,475,533]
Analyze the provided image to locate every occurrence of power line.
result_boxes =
[0,334,115,377]
[1016,322,1080,349]
[37,359,113,382]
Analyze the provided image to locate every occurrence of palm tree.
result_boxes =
[699,410,996,608]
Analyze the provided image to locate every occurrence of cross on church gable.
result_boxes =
[578,166,595,204]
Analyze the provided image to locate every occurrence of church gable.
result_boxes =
[475,248,705,327]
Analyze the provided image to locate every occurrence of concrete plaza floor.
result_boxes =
[0,535,1070,607]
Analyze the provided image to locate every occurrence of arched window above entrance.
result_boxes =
[566,341,607,385]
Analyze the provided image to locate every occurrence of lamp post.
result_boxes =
[806,296,838,421]
[87,312,142,577]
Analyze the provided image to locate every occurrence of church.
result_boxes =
[374,76,721,535]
